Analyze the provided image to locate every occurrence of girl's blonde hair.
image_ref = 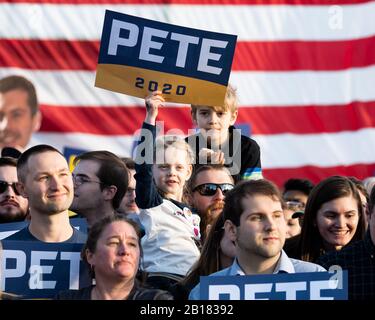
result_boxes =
[154,135,195,165]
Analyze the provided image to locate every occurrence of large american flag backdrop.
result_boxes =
[1,0,374,186]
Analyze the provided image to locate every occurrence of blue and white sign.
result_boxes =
[0,241,91,299]
[96,10,237,106]
[200,271,348,300]
[0,218,88,240]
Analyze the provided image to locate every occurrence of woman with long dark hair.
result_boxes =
[285,176,366,262]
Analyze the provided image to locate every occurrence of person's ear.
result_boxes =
[224,219,237,242]
[103,185,117,201]
[230,110,238,125]
[32,111,42,132]
[86,249,94,266]
[191,110,198,126]
[15,182,28,199]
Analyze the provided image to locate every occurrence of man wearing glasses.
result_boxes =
[0,157,28,223]
[70,151,128,227]
[187,164,234,241]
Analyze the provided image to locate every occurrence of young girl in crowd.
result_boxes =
[133,91,201,291]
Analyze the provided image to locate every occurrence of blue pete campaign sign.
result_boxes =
[95,10,237,106]
[0,241,91,299]
[0,218,88,240]
[200,271,348,300]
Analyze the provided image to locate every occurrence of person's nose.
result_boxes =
[49,175,62,190]
[167,166,177,176]
[208,112,218,125]
[129,190,136,201]
[212,188,225,201]
[334,215,346,229]
[118,242,128,256]
[5,184,17,197]
[264,216,277,232]
[0,112,8,131]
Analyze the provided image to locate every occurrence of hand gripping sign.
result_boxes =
[95,10,237,106]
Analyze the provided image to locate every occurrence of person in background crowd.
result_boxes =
[55,215,173,300]
[134,91,200,292]
[70,151,128,227]
[117,157,140,216]
[0,75,42,151]
[349,176,369,226]
[317,185,375,300]
[363,176,375,198]
[282,178,314,209]
[0,157,28,223]
[283,200,304,239]
[185,164,234,241]
[284,176,366,263]
[5,145,86,243]
[189,179,325,300]
[173,212,235,300]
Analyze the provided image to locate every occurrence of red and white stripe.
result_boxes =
[1,0,375,186]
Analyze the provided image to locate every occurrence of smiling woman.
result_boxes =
[55,215,173,300]
[284,176,367,263]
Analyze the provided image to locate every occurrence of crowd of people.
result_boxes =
[0,75,374,300]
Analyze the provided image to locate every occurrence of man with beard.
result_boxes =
[0,75,42,152]
[189,179,325,300]
[187,165,234,241]
[0,157,28,223]
[5,145,86,243]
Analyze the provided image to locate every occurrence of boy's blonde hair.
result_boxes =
[154,135,195,165]
[191,83,238,117]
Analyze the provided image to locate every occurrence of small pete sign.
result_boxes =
[0,241,91,299]
[95,10,237,106]
[200,271,348,300]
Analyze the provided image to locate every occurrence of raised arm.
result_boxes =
[134,92,165,209]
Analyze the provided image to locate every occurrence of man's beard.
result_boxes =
[205,201,225,223]
[201,201,225,240]
[0,208,27,223]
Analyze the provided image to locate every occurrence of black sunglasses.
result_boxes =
[193,183,234,196]
[0,180,20,195]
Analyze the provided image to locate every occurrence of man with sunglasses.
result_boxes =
[70,151,128,227]
[0,157,28,223]
[187,165,234,241]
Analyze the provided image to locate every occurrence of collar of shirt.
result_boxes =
[228,250,295,276]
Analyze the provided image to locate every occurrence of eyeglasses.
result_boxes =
[193,183,234,196]
[0,180,20,195]
[285,200,305,211]
[72,175,102,187]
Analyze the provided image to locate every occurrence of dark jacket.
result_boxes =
[186,125,261,182]
[55,281,174,300]
[316,230,375,300]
